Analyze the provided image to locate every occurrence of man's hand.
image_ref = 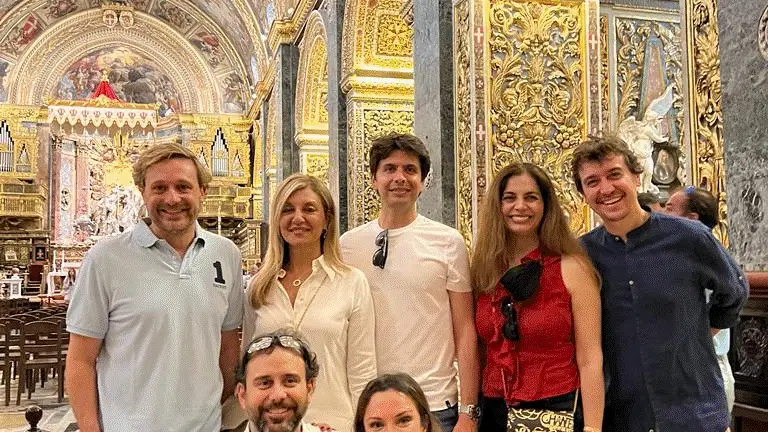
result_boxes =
[454,413,477,432]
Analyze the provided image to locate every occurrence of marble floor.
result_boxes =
[0,374,78,432]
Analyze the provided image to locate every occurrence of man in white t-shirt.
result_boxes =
[236,330,323,432]
[340,133,480,432]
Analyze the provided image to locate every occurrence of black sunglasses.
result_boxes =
[500,296,519,341]
[372,229,389,269]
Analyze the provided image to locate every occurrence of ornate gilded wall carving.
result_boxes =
[600,14,610,132]
[615,17,683,139]
[347,103,414,226]
[342,0,415,227]
[488,0,590,233]
[306,152,329,185]
[685,0,727,245]
[295,12,329,142]
[453,0,473,248]
[341,0,414,83]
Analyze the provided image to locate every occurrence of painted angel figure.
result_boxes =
[617,85,675,194]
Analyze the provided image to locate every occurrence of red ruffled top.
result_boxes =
[476,248,579,403]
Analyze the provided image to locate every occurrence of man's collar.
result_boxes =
[133,219,206,249]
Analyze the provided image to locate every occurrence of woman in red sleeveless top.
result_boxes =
[471,163,604,432]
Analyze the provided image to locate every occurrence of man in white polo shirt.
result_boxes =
[66,143,244,432]
[341,133,480,432]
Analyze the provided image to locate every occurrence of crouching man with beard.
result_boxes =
[236,330,325,432]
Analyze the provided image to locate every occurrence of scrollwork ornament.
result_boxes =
[454,0,473,249]
[488,0,588,233]
[687,0,727,245]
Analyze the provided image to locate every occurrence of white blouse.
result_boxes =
[242,256,377,431]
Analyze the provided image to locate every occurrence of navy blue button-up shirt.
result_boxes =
[582,212,747,432]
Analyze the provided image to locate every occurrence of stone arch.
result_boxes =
[295,11,329,184]
[8,9,220,113]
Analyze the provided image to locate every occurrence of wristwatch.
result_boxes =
[459,404,481,421]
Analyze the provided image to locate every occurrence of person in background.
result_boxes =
[637,191,662,212]
[243,173,376,431]
[664,185,736,415]
[354,374,441,432]
[471,162,603,432]
[63,268,76,301]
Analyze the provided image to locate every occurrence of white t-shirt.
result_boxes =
[242,256,377,431]
[340,215,471,411]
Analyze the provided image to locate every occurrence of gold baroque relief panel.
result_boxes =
[295,11,329,135]
[453,0,473,249]
[347,101,414,227]
[342,0,414,81]
[303,150,330,186]
[488,0,590,234]
[685,0,727,245]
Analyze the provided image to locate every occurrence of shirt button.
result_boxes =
[649,429,654,432]
[629,280,634,286]
[614,236,621,241]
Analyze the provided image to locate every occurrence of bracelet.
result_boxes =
[583,427,601,432]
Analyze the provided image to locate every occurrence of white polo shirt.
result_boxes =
[340,215,471,411]
[67,220,244,432]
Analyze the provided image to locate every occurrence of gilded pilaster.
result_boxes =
[684,0,727,245]
[341,0,415,227]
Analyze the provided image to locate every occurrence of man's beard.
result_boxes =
[253,400,307,432]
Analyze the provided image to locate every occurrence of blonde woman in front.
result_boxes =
[243,174,377,431]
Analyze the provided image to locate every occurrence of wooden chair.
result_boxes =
[16,321,65,404]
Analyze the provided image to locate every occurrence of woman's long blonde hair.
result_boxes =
[470,163,590,294]
[248,174,348,308]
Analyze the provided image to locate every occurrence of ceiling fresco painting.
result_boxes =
[55,46,182,117]
[0,0,289,115]
[195,0,254,69]
[152,0,196,33]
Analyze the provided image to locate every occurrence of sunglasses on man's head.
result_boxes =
[246,335,303,356]
[372,229,389,269]
[500,296,520,341]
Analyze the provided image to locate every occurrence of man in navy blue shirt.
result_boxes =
[571,135,747,432]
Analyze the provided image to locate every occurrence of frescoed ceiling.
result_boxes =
[0,0,271,86]
[0,0,284,113]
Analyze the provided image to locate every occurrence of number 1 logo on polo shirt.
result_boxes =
[213,261,226,284]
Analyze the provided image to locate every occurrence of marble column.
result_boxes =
[260,100,270,221]
[274,43,300,182]
[719,0,768,271]
[413,0,456,226]
[320,0,349,232]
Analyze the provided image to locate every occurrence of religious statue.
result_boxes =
[617,85,675,194]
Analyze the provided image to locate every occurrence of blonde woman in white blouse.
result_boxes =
[243,174,376,431]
